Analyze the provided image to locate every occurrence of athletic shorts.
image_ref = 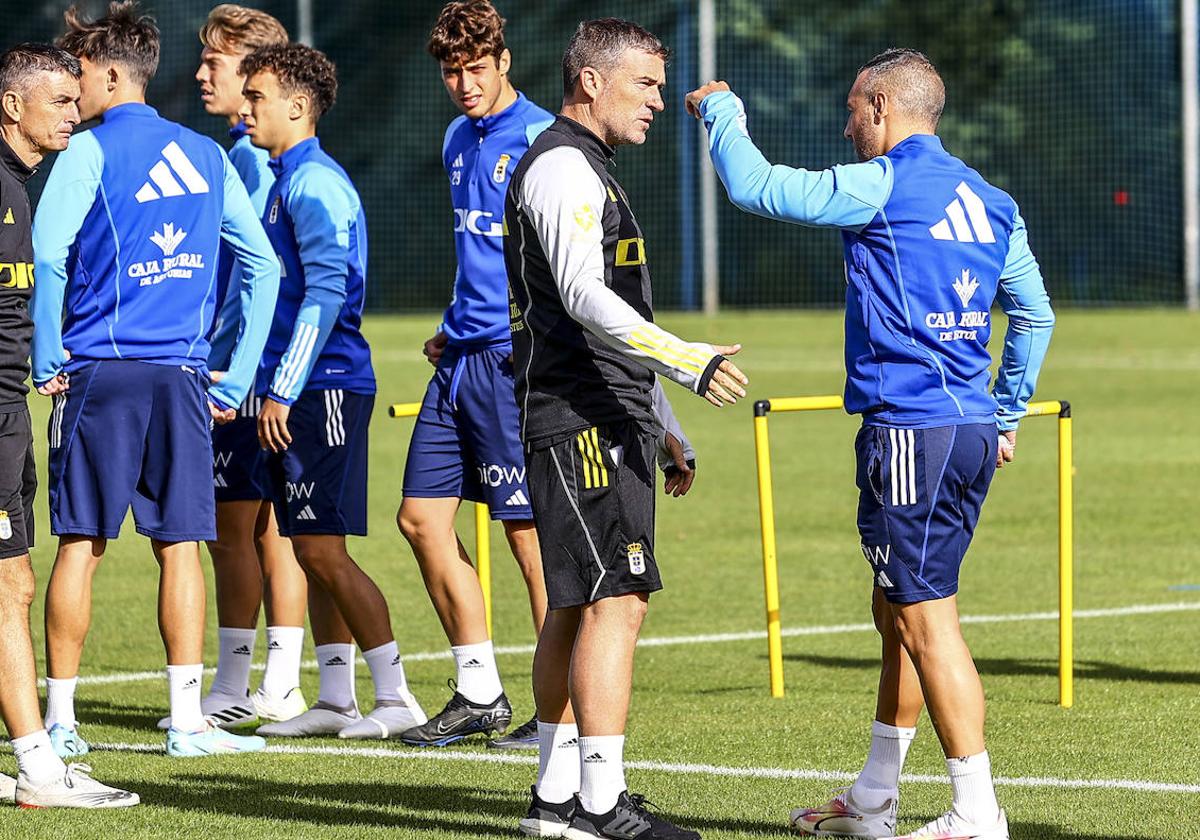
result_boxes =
[403,344,533,519]
[856,423,997,604]
[212,394,271,503]
[526,422,661,609]
[268,389,372,537]
[0,407,36,559]
[47,360,215,541]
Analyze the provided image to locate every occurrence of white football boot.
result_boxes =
[884,809,1009,840]
[256,700,360,737]
[15,764,140,808]
[789,787,897,837]
[337,691,427,740]
[251,686,308,722]
[1,772,16,802]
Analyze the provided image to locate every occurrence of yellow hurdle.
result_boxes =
[752,396,1074,707]
[389,402,492,639]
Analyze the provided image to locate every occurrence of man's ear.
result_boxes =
[578,65,603,101]
[106,65,119,92]
[497,48,511,77]
[872,90,888,124]
[288,91,311,121]
[0,90,23,123]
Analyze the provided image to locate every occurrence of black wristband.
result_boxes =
[696,354,727,395]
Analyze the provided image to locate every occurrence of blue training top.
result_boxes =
[209,122,276,372]
[31,103,279,411]
[441,91,553,347]
[699,91,1055,431]
[259,136,374,404]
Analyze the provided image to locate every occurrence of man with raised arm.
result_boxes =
[686,49,1055,840]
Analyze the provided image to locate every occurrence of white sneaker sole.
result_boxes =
[518,816,570,837]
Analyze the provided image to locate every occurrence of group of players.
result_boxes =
[0,1,1054,839]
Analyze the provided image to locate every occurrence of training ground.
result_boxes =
[7,310,1198,839]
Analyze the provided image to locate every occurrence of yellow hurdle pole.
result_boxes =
[387,403,422,419]
[1058,403,1074,708]
[475,502,493,639]
[753,401,785,698]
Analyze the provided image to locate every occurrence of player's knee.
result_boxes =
[0,556,36,610]
[396,503,431,544]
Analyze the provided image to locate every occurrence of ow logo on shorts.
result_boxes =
[477,463,526,488]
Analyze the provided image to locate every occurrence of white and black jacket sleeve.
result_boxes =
[520,146,725,396]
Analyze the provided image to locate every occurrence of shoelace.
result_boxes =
[64,763,94,788]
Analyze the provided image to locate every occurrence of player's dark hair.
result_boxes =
[240,43,338,120]
[562,18,670,96]
[58,1,160,89]
[427,0,507,65]
[857,48,945,129]
[0,43,81,98]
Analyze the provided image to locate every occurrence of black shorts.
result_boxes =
[527,422,661,609]
[0,407,36,559]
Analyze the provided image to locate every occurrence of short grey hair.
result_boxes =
[562,18,670,96]
[0,43,82,98]
[857,48,945,129]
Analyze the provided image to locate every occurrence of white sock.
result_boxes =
[362,640,410,703]
[43,676,78,729]
[535,721,580,804]
[12,730,66,783]
[167,663,206,732]
[260,625,304,696]
[209,627,256,698]
[948,750,1001,826]
[451,640,503,704]
[577,734,626,815]
[316,643,357,709]
[849,720,918,810]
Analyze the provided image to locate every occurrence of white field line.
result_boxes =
[90,741,1200,796]
[64,600,1200,689]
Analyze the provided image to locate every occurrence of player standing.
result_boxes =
[238,43,427,740]
[0,41,137,807]
[395,0,554,749]
[506,19,747,840]
[172,2,307,730]
[687,50,1055,840]
[31,1,279,758]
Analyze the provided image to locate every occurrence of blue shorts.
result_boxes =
[47,360,215,541]
[856,423,997,604]
[268,389,372,537]
[403,344,533,520]
[212,395,271,503]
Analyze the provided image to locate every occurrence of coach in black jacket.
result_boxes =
[0,42,137,807]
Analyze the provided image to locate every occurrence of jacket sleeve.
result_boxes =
[651,379,696,471]
[699,91,893,231]
[992,209,1055,431]
[208,154,280,411]
[519,146,726,396]
[30,131,103,385]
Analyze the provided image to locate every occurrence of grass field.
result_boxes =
[4,310,1198,839]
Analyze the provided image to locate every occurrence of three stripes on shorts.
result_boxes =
[888,428,917,507]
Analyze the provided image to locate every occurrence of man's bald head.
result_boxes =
[857,48,945,130]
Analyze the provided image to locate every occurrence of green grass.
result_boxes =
[6,309,1199,839]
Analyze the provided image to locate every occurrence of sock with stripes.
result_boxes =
[362,641,411,703]
[209,627,256,699]
[44,676,78,730]
[849,720,917,811]
[316,643,357,709]
[577,734,627,815]
[167,663,206,733]
[261,625,305,697]
[451,640,503,704]
[948,750,1002,826]
[535,721,580,805]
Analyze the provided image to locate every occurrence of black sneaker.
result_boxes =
[488,715,538,750]
[398,683,512,747]
[564,791,700,839]
[518,785,576,837]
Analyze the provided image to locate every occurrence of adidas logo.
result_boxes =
[135,141,211,203]
[504,489,529,507]
[462,658,483,668]
[232,645,252,656]
[149,221,187,256]
[391,654,401,666]
[2,207,12,224]
[559,737,579,749]
[583,752,606,763]
[452,153,463,168]
[297,505,317,521]
[213,473,228,488]
[183,678,199,689]
[928,182,995,243]
[324,655,347,666]
[268,641,282,650]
